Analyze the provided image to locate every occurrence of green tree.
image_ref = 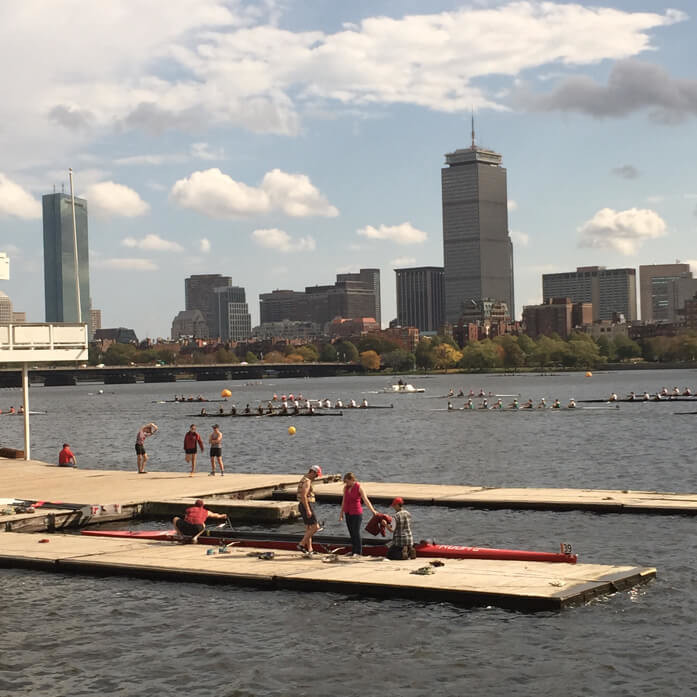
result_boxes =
[613,334,641,361]
[595,335,614,361]
[319,344,338,362]
[433,344,463,372]
[414,339,435,370]
[381,349,415,372]
[264,350,286,363]
[360,350,381,371]
[244,351,258,363]
[103,343,137,365]
[494,335,525,370]
[358,336,400,355]
[335,340,359,362]
[215,348,237,363]
[296,345,319,362]
[517,334,535,356]
[156,350,176,365]
[458,341,501,371]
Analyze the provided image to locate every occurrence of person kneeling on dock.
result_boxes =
[173,499,226,543]
[385,497,416,560]
[297,465,322,555]
[58,443,77,468]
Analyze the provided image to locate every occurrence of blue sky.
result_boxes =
[1,0,696,338]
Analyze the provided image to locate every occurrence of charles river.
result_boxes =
[1,369,696,696]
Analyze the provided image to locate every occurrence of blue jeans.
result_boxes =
[345,513,363,555]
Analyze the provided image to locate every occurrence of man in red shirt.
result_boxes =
[183,424,204,476]
[58,443,77,468]
[172,499,226,543]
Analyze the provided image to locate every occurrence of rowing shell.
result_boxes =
[81,529,577,564]
[188,411,343,418]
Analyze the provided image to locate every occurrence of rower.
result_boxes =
[289,393,295,402]
[292,403,300,414]
[244,403,251,414]
[197,395,203,401]
[492,398,503,410]
[661,387,668,396]
[361,398,368,408]
[537,397,546,409]
[628,391,636,401]
[609,393,618,402]
[257,404,264,415]
[272,394,278,401]
[468,389,474,397]
[522,399,533,409]
[552,399,561,409]
[230,404,237,415]
[218,406,225,415]
[349,399,357,408]
[465,398,474,410]
[200,407,207,416]
[478,398,489,410]
[308,404,316,414]
[294,399,300,409]
[335,399,343,409]
[684,387,693,396]
[18,405,24,414]
[478,389,485,397]
[447,401,454,411]
[447,388,454,397]
[642,392,650,401]
[509,398,519,409]
[266,402,274,414]
[280,403,289,415]
[672,386,680,397]
[323,398,331,409]
[567,399,576,409]
[457,389,464,397]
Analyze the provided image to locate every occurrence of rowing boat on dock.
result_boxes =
[81,528,578,563]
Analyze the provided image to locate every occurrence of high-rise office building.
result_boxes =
[442,141,514,324]
[215,286,252,341]
[395,266,444,332]
[185,274,232,338]
[639,263,695,322]
[0,291,12,323]
[336,268,381,325]
[89,308,102,340]
[42,192,91,323]
[542,266,637,321]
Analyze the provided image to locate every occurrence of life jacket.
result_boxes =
[365,512,392,537]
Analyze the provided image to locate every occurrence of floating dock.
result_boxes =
[0,532,655,611]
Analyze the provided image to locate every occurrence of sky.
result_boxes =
[1,0,696,339]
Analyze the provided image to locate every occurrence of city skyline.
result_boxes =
[1,1,697,338]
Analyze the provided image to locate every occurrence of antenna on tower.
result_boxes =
[471,107,476,149]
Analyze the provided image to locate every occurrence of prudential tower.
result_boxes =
[441,129,514,324]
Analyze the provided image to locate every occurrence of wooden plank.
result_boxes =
[144,498,299,522]
[0,533,656,611]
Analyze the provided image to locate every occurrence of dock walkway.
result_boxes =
[0,532,655,611]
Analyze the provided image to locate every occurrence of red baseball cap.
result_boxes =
[310,465,322,477]
[390,497,404,507]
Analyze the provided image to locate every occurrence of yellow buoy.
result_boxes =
[585,371,592,378]
[221,389,232,398]
[288,426,296,436]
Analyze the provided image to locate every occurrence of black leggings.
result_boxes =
[345,513,363,555]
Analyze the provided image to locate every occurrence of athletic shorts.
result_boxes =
[135,443,145,455]
[185,448,198,455]
[299,503,317,526]
[210,447,222,458]
[176,519,205,537]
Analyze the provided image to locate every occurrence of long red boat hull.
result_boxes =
[80,529,577,564]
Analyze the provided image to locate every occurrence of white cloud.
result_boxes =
[578,207,667,255]
[646,195,665,204]
[510,229,529,247]
[0,3,685,168]
[122,234,183,252]
[93,258,159,271]
[85,181,150,219]
[252,228,316,253]
[199,238,211,253]
[190,142,224,160]
[336,264,360,274]
[0,174,41,219]
[357,222,427,245]
[170,167,338,219]
[390,257,417,267]
[114,154,186,166]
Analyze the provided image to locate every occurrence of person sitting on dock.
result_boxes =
[184,424,204,477]
[135,423,158,473]
[58,443,77,468]
[173,499,226,543]
[385,497,415,560]
[297,465,322,555]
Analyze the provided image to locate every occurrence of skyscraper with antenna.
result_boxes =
[441,117,514,324]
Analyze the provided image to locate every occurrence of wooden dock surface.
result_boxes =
[0,532,655,611]
[307,481,697,515]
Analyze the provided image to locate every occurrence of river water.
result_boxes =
[1,369,696,696]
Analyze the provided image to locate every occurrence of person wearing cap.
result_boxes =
[208,424,224,476]
[58,443,77,468]
[183,424,204,477]
[385,497,416,560]
[339,472,378,557]
[172,500,226,543]
[297,465,322,555]
[135,423,158,473]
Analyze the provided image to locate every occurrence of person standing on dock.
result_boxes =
[58,443,77,468]
[184,424,204,477]
[297,465,322,555]
[135,423,158,473]
[173,499,226,543]
[385,497,416,560]
[208,424,224,476]
[339,472,378,557]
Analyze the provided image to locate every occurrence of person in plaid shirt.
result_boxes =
[386,497,416,560]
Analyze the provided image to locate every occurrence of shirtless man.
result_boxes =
[208,424,224,476]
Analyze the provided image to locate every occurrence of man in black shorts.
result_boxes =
[172,499,226,543]
[296,465,322,555]
[208,424,224,476]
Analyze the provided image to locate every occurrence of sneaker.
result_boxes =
[296,543,307,552]
[208,472,215,476]
[303,550,315,558]
[220,472,224,476]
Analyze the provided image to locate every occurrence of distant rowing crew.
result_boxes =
[447,397,578,411]
[198,398,370,416]
[608,387,696,402]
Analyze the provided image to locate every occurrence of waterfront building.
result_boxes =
[542,266,636,322]
[89,308,102,341]
[328,317,380,339]
[336,268,381,325]
[42,192,91,323]
[395,266,444,332]
[0,291,12,323]
[185,274,232,338]
[639,264,697,323]
[12,311,26,323]
[215,286,252,341]
[94,327,138,344]
[256,320,323,340]
[442,139,514,324]
[523,298,593,339]
[171,310,209,339]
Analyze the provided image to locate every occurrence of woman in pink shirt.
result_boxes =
[339,472,378,557]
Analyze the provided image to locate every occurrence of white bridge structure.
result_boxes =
[0,323,88,459]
